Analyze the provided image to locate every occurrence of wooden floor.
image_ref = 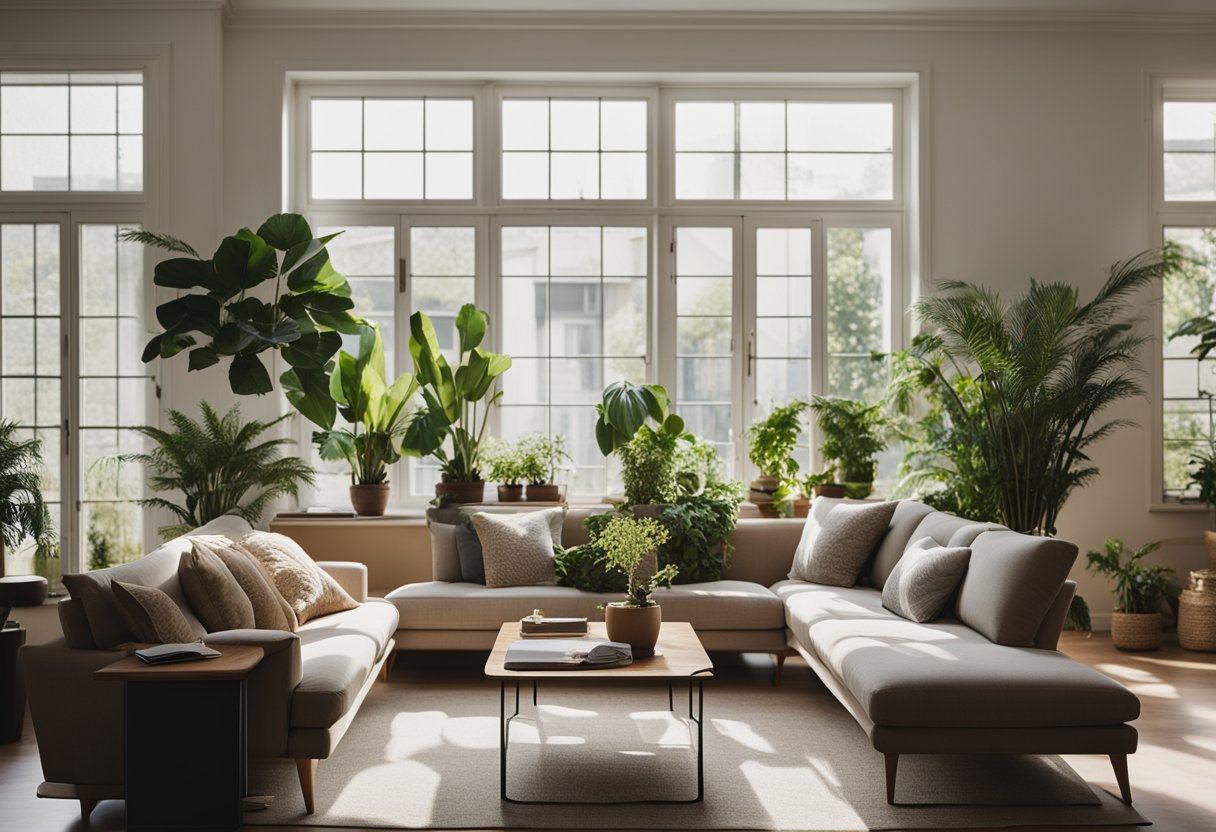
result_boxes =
[2,632,1214,832]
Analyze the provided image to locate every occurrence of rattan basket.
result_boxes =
[1189,569,1216,594]
[1110,612,1163,650]
[1179,589,1216,652]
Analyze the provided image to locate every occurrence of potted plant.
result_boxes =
[482,439,525,502]
[1186,442,1216,570]
[808,395,889,499]
[745,400,810,517]
[404,305,512,505]
[311,324,417,516]
[594,512,676,657]
[594,381,687,508]
[1086,538,1178,651]
[0,421,53,585]
[517,434,572,502]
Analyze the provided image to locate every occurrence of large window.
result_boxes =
[295,79,911,502]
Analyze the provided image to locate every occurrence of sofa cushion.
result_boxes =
[60,515,251,648]
[427,521,463,583]
[111,581,197,644]
[777,580,1138,729]
[455,522,486,584]
[385,580,784,631]
[291,632,378,729]
[868,501,935,589]
[179,538,257,633]
[881,537,971,623]
[469,509,564,588]
[296,598,398,656]
[789,500,897,586]
[956,530,1078,647]
[210,540,297,632]
[241,532,359,625]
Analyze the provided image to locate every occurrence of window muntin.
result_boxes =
[1164,101,1216,202]
[0,72,143,192]
[501,98,648,200]
[674,100,894,201]
[498,224,648,494]
[310,97,474,200]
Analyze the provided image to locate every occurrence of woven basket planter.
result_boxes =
[1189,569,1216,594]
[1179,589,1216,652]
[1206,531,1216,572]
[1110,612,1163,651]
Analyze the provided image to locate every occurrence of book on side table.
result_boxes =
[135,643,221,665]
[520,610,589,637]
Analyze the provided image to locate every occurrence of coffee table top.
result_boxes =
[484,621,713,681]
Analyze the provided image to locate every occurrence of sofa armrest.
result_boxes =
[318,561,368,602]
[203,629,302,758]
[1034,580,1077,650]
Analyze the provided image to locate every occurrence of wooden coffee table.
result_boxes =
[485,621,713,804]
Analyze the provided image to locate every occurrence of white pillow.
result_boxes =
[469,507,565,588]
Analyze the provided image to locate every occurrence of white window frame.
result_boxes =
[1151,75,1216,510]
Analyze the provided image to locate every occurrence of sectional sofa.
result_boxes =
[386,498,1141,804]
[21,515,398,819]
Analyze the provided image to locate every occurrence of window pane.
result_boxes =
[674,152,733,200]
[601,101,646,151]
[753,228,813,416]
[71,85,117,134]
[364,152,423,199]
[550,152,598,199]
[600,152,646,200]
[789,153,893,200]
[740,102,785,151]
[502,100,549,151]
[502,152,548,199]
[1,85,68,133]
[363,99,422,151]
[1164,101,1216,201]
[740,153,785,200]
[1,136,68,191]
[409,224,477,370]
[312,153,361,199]
[551,100,599,151]
[425,152,473,199]
[787,102,894,152]
[827,227,890,402]
[70,135,117,190]
[425,99,474,151]
[675,102,734,151]
[311,99,362,150]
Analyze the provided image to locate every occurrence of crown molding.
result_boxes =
[0,1,226,9]
[217,9,1216,34]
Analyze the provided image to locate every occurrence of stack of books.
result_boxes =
[504,639,632,670]
[520,612,588,638]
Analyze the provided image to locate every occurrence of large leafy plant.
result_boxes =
[122,403,315,540]
[404,305,512,483]
[808,395,889,496]
[311,324,418,485]
[746,400,809,481]
[123,214,359,423]
[594,381,685,455]
[1086,539,1177,615]
[0,421,53,575]
[910,247,1181,534]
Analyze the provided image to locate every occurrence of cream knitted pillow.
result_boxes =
[240,532,358,625]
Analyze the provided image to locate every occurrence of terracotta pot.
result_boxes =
[605,602,662,658]
[813,484,847,499]
[748,476,780,518]
[525,483,561,502]
[349,483,390,517]
[1205,530,1216,571]
[792,496,811,518]
[435,480,486,505]
[497,484,524,503]
[1111,611,1163,651]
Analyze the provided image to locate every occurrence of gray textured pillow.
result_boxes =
[455,522,486,584]
[789,500,898,586]
[881,536,972,622]
[427,521,463,583]
[179,539,257,633]
[469,508,565,588]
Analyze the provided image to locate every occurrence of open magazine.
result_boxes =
[135,643,221,665]
[504,638,632,670]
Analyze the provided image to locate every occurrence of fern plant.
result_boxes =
[122,403,315,540]
[0,421,53,575]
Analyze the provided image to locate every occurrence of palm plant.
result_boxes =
[123,403,315,540]
[0,421,53,577]
[909,246,1181,535]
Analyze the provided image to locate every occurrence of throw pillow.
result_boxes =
[178,538,257,633]
[455,522,486,584]
[469,509,565,588]
[111,581,197,644]
[426,520,463,583]
[788,500,898,586]
[240,532,359,625]
[205,538,297,631]
[881,536,972,622]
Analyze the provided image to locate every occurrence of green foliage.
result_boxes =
[674,435,741,502]
[403,305,512,484]
[1085,539,1177,614]
[554,540,628,594]
[594,381,685,456]
[910,246,1181,534]
[1186,444,1216,526]
[593,513,674,606]
[310,324,418,485]
[516,433,572,485]
[827,228,891,402]
[657,494,740,584]
[481,438,526,485]
[618,428,680,505]
[1065,594,1092,633]
[0,421,53,553]
[122,403,315,540]
[86,525,113,572]
[809,395,889,489]
[123,215,360,418]
[746,400,810,481]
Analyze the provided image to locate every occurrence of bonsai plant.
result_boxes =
[594,381,688,507]
[1086,538,1178,651]
[310,324,418,516]
[122,403,316,539]
[481,438,526,502]
[517,433,573,502]
[404,305,512,504]
[122,214,360,421]
[594,512,675,656]
[0,421,53,585]
[745,400,810,517]
[808,395,889,499]
[1186,442,1216,570]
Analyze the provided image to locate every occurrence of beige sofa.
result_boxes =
[386,499,1141,805]
[21,515,398,819]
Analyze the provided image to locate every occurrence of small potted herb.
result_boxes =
[1086,538,1177,651]
[745,400,810,517]
[518,434,573,502]
[595,513,675,657]
[808,396,889,499]
[482,439,526,502]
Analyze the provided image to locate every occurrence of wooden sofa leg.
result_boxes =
[772,651,787,686]
[295,758,318,814]
[80,798,97,822]
[884,753,899,805]
[1110,753,1133,804]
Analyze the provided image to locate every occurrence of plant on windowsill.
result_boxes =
[595,512,675,657]
[404,305,512,505]
[481,439,526,503]
[595,381,688,508]
[1186,439,1216,571]
[807,395,889,499]
[0,421,53,595]
[1086,539,1177,651]
[310,323,418,517]
[745,400,811,517]
[516,433,573,502]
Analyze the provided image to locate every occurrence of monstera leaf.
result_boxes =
[594,381,683,456]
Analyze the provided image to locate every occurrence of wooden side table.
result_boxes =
[95,645,263,832]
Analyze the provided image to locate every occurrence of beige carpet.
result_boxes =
[246,657,1147,830]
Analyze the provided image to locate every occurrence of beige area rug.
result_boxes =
[246,660,1147,830]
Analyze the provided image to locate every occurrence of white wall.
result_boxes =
[6,8,1216,619]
